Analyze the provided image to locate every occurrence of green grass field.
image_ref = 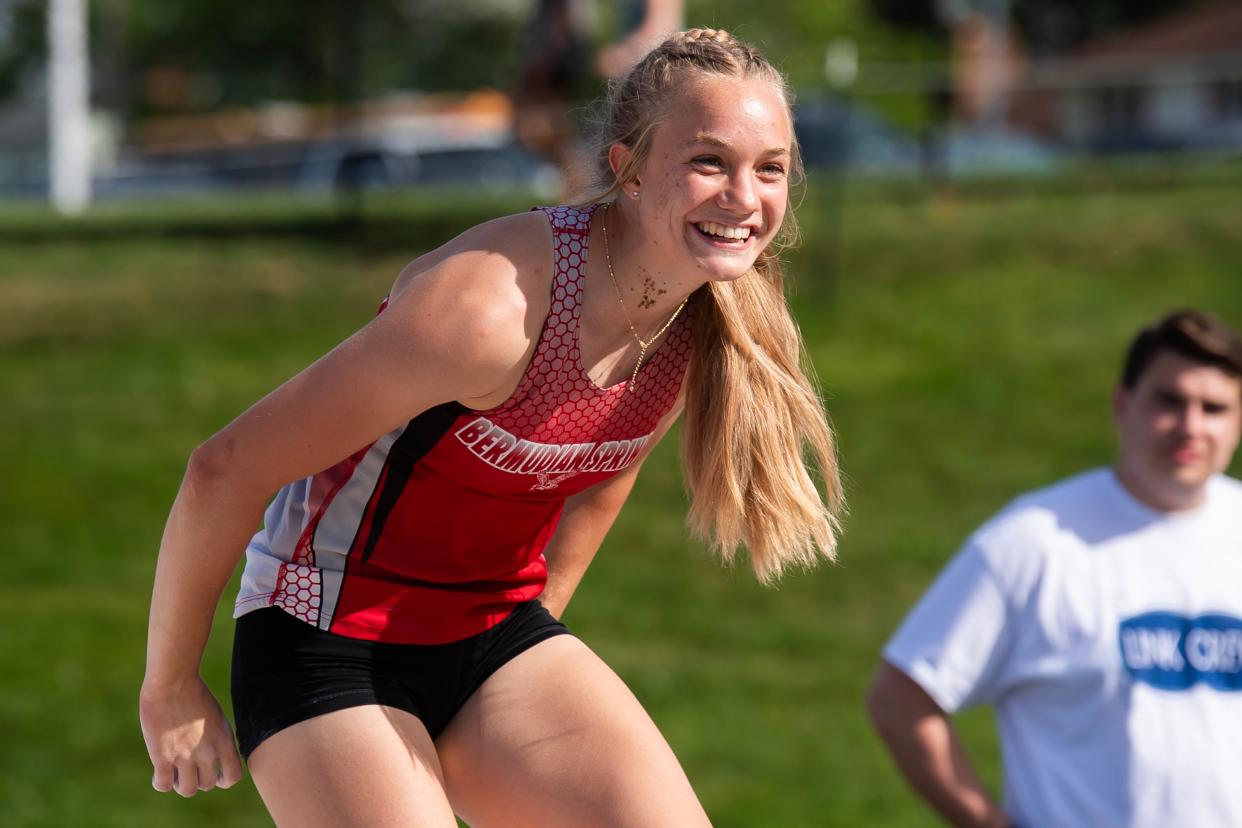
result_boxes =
[3,164,1240,827]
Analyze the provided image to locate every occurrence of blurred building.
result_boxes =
[1013,1,1242,154]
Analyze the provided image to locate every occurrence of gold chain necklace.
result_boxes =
[601,203,688,391]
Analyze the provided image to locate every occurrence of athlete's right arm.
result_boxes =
[865,663,1013,828]
[139,212,553,796]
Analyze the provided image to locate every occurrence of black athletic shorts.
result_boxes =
[230,600,570,759]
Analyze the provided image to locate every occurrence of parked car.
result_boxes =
[794,95,922,175]
[88,137,561,202]
[938,126,1064,175]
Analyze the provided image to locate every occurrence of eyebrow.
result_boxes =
[684,134,790,157]
[1152,386,1239,408]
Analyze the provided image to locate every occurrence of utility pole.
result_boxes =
[48,0,90,214]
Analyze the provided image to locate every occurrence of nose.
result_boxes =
[1176,402,1205,436]
[721,168,759,214]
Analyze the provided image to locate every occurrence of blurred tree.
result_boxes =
[121,0,397,111]
[116,0,526,113]
[869,0,1201,54]
[682,0,946,129]
[686,0,943,87]
[0,0,957,126]
[1010,0,1198,55]
[0,0,44,99]
[402,0,525,93]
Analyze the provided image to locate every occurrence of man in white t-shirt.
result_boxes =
[866,309,1242,828]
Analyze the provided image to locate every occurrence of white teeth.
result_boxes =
[697,222,752,241]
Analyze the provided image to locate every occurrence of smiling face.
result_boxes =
[616,73,793,285]
[1114,350,1242,511]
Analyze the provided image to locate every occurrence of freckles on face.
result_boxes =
[638,74,793,254]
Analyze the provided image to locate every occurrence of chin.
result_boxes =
[707,266,754,284]
[1166,466,1212,494]
[694,253,763,282]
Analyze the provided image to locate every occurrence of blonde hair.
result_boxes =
[582,28,844,582]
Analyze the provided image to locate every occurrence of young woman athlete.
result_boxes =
[140,28,844,827]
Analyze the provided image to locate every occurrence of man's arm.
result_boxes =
[596,0,685,78]
[865,661,1012,828]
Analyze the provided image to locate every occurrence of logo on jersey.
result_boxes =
[455,417,648,490]
[1119,612,1242,691]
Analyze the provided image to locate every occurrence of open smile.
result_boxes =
[693,221,757,247]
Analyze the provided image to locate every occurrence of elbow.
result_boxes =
[184,436,238,490]
[184,434,284,506]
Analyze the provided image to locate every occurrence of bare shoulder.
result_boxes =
[381,211,557,403]
[393,211,554,292]
[182,212,562,493]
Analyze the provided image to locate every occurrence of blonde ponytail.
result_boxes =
[682,256,842,582]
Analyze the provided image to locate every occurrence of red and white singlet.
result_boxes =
[234,205,693,644]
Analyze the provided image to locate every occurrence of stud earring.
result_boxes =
[632,190,640,198]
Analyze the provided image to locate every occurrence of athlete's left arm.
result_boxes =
[539,400,683,620]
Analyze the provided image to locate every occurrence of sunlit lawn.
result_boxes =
[2,164,1240,826]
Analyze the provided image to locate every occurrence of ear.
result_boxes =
[608,143,640,189]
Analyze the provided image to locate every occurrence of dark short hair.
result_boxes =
[1121,309,1242,389]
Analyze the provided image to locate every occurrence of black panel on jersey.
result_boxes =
[356,402,466,565]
